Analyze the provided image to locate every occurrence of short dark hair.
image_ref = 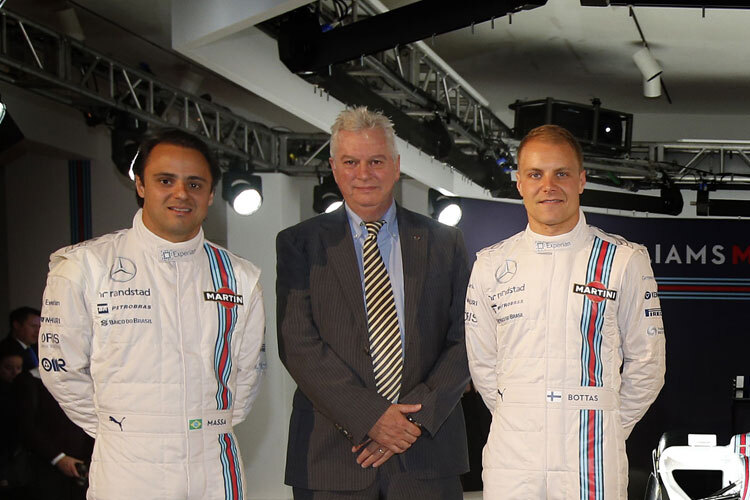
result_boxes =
[517,124,584,171]
[131,128,222,207]
[9,306,41,330]
[0,341,23,362]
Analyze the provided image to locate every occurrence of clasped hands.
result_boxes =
[352,403,422,468]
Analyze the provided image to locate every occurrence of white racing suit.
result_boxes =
[39,210,265,500]
[465,212,666,499]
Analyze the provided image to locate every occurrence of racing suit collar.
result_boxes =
[524,209,589,254]
[133,209,204,262]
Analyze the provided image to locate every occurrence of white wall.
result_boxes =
[226,173,317,500]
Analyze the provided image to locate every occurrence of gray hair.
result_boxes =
[330,106,398,160]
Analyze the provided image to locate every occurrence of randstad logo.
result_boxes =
[189,419,203,430]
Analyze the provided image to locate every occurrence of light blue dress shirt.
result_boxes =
[344,201,406,352]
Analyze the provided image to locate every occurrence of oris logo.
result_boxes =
[41,333,59,344]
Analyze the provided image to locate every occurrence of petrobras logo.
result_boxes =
[160,248,197,262]
[490,299,523,314]
[203,287,244,309]
[41,358,67,372]
[110,257,136,283]
[645,308,662,317]
[573,282,618,302]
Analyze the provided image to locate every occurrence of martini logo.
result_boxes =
[573,282,618,302]
[203,287,244,308]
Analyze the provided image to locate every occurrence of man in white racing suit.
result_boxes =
[39,129,265,500]
[465,125,665,499]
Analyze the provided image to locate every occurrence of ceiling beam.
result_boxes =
[278,0,547,74]
[172,0,310,50]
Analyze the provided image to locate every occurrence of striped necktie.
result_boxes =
[363,220,402,403]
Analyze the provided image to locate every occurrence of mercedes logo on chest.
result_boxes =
[110,257,137,282]
[495,260,517,284]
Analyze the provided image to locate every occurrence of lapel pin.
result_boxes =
[413,235,421,240]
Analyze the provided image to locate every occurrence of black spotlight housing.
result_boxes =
[111,113,147,179]
[313,174,343,214]
[428,188,463,226]
[222,170,263,216]
[0,94,24,156]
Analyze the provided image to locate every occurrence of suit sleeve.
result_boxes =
[276,228,391,444]
[232,280,266,425]
[617,247,666,438]
[39,257,98,438]
[465,253,499,412]
[397,228,471,436]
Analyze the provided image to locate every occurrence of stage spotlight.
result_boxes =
[222,170,263,216]
[313,175,343,213]
[633,47,662,98]
[111,113,146,180]
[428,188,462,226]
[0,95,25,155]
[494,147,515,173]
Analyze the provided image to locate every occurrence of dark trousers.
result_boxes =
[293,458,462,500]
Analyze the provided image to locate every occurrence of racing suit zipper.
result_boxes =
[545,251,555,487]
[175,261,191,494]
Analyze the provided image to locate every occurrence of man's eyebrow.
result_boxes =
[152,172,209,182]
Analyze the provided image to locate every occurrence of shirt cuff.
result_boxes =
[51,453,66,466]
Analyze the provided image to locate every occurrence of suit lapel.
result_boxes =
[397,207,428,390]
[320,209,367,331]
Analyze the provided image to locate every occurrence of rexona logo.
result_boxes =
[203,287,244,309]
[573,282,618,303]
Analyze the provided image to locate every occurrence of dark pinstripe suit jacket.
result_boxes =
[276,204,470,491]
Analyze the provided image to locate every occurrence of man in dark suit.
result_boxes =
[0,307,40,372]
[277,107,470,499]
[12,368,95,500]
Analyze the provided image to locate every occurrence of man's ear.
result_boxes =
[578,168,586,194]
[135,175,146,198]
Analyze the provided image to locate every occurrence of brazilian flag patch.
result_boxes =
[189,419,203,430]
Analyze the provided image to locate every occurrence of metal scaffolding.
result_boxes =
[0,8,331,174]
